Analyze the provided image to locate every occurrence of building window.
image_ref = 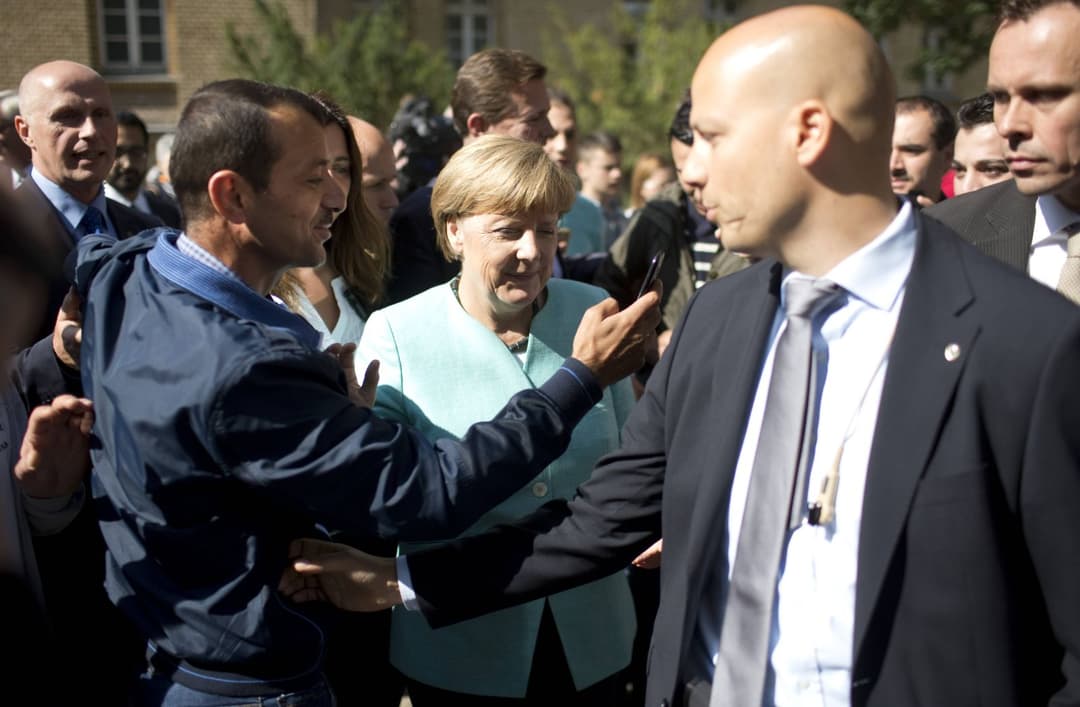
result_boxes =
[99,0,167,74]
[920,28,953,94]
[446,0,491,67]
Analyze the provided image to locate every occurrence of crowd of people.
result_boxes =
[2,1,1079,706]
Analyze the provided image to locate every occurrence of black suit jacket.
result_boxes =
[144,189,183,230]
[386,185,460,305]
[9,177,160,698]
[925,179,1035,272]
[405,215,1080,707]
[13,175,163,343]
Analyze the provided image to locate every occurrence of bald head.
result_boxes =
[347,116,398,224]
[16,61,116,203]
[681,5,899,274]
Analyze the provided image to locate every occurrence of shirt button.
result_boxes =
[797,679,811,692]
[532,481,549,497]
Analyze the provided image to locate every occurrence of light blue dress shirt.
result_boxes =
[696,200,918,706]
[30,168,118,242]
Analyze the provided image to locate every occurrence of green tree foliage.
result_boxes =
[226,0,454,129]
[542,0,727,160]
[846,0,998,83]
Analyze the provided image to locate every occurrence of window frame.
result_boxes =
[98,0,168,75]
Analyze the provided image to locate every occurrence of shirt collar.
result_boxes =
[784,198,917,314]
[104,182,152,214]
[1033,194,1080,246]
[30,167,113,237]
[146,231,322,350]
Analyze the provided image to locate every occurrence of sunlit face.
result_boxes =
[988,3,1080,210]
[324,122,352,212]
[952,122,1011,196]
[890,109,951,197]
[684,53,793,256]
[17,76,116,201]
[577,148,622,200]
[108,123,149,196]
[447,210,559,316]
[358,134,398,225]
[487,79,555,145]
[670,137,707,216]
[544,102,576,169]
[245,108,346,274]
[640,166,676,203]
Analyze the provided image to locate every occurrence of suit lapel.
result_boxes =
[852,218,980,661]
[683,263,781,626]
[982,182,1036,271]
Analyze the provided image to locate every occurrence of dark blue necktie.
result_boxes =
[78,205,107,239]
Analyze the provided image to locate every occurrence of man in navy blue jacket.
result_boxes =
[75,79,658,704]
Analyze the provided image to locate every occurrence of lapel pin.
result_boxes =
[944,343,961,362]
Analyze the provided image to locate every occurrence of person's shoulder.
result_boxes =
[106,196,164,235]
[396,185,433,214]
[546,277,609,308]
[371,280,452,321]
[144,191,183,229]
[925,180,1031,229]
[922,215,1079,326]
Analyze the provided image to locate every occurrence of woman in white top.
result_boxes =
[273,95,401,707]
[278,95,390,345]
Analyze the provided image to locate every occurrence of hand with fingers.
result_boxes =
[324,342,380,408]
[632,539,663,569]
[14,394,94,498]
[572,282,662,388]
[52,287,82,370]
[279,537,401,612]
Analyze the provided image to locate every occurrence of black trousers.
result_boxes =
[406,602,623,706]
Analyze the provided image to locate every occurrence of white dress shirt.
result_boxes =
[694,200,918,707]
[1028,195,1080,288]
[104,182,153,217]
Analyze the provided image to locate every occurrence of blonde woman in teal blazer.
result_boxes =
[356,135,637,705]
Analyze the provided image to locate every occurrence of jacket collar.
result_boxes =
[146,230,321,350]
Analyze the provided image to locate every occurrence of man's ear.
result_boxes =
[793,100,831,168]
[206,170,251,225]
[465,113,488,139]
[13,115,32,150]
[446,217,465,258]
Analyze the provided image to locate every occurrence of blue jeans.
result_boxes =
[133,670,336,707]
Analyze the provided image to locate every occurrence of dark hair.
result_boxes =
[896,95,957,150]
[956,93,995,131]
[450,48,547,137]
[115,110,149,146]
[311,93,390,307]
[578,131,622,160]
[669,91,693,146]
[1000,0,1080,21]
[547,86,574,114]
[170,79,330,222]
[388,95,462,199]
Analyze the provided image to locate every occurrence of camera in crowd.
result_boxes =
[388,95,462,200]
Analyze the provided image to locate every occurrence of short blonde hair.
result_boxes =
[431,135,576,261]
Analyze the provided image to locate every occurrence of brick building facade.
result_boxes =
[0,0,986,137]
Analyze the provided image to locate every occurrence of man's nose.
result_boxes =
[995,99,1030,144]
